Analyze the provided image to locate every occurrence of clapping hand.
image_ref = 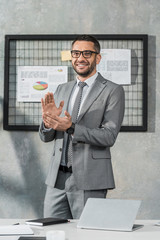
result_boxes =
[41,92,72,131]
[41,92,64,117]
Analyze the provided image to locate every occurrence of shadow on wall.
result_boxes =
[0,96,46,218]
[10,132,46,218]
[148,35,156,132]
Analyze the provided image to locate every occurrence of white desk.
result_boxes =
[0,219,160,240]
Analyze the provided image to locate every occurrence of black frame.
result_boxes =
[3,34,148,131]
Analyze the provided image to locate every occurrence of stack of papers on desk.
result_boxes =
[0,224,33,235]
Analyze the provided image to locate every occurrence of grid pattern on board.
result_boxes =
[7,38,145,129]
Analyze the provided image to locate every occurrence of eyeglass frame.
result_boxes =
[71,50,99,59]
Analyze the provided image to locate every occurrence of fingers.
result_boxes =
[41,98,45,110]
[43,121,50,129]
[58,101,64,111]
[44,93,49,105]
[64,111,71,119]
[43,111,72,131]
[44,92,55,105]
[43,113,59,130]
[41,92,64,117]
[49,92,54,102]
[43,113,59,122]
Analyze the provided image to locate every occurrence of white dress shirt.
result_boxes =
[60,72,98,166]
[67,72,98,116]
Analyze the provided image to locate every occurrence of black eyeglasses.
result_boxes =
[71,50,99,59]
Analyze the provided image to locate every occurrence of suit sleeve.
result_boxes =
[39,121,56,142]
[72,85,125,147]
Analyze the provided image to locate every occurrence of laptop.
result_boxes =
[77,198,143,232]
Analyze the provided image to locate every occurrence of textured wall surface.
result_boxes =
[0,0,159,219]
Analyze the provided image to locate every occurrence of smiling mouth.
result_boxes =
[78,64,87,67]
[76,62,89,67]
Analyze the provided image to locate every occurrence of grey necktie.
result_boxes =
[66,81,87,167]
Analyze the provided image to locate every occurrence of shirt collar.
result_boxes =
[76,72,98,87]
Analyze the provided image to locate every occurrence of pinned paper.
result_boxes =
[61,50,72,61]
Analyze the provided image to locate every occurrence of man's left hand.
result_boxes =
[43,110,72,131]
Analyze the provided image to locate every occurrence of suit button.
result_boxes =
[59,148,62,152]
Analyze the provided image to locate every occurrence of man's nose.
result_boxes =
[78,53,86,61]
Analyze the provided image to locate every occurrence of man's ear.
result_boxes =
[96,54,101,65]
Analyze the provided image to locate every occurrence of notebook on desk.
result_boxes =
[77,198,143,232]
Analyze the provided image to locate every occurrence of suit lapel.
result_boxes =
[77,73,108,122]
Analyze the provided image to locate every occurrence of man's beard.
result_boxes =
[72,59,96,77]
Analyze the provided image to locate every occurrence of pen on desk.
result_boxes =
[13,223,20,225]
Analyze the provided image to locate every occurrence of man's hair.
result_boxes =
[72,34,100,53]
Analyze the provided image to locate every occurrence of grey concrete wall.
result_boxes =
[0,0,159,219]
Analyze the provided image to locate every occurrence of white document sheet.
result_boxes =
[17,66,68,102]
[97,49,131,85]
[0,224,33,235]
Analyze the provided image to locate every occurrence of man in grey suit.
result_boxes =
[39,35,125,219]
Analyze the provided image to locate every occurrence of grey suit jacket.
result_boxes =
[39,73,125,190]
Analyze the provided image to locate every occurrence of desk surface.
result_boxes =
[0,219,160,240]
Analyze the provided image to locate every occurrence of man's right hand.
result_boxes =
[41,92,64,118]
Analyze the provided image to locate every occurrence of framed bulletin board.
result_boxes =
[3,34,148,131]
